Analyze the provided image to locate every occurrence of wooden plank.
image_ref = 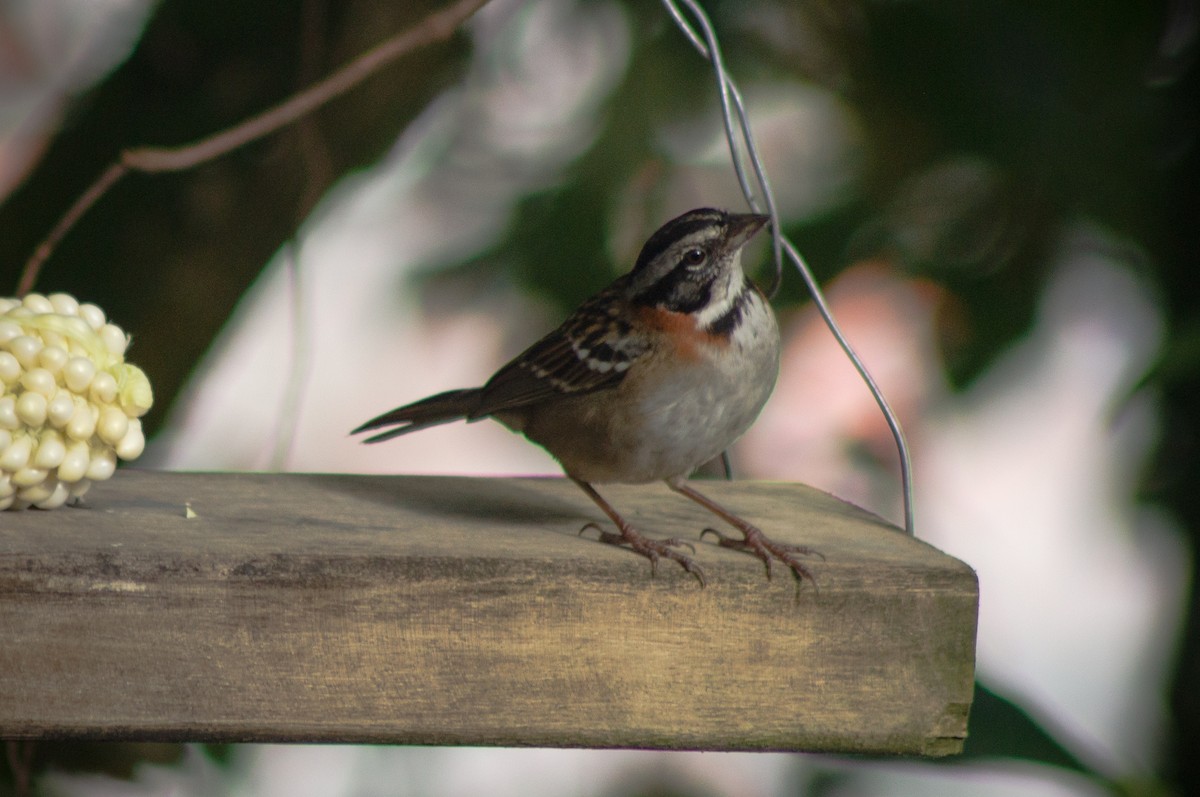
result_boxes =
[0,470,977,754]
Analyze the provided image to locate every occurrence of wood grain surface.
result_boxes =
[0,470,977,754]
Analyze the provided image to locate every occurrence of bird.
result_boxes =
[353,207,819,587]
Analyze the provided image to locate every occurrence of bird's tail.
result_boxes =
[351,388,483,443]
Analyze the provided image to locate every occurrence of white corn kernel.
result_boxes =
[48,293,80,316]
[97,406,129,446]
[17,480,55,503]
[67,478,91,499]
[90,371,117,405]
[8,335,42,370]
[38,345,69,374]
[100,323,128,356]
[46,392,75,427]
[115,419,145,460]
[0,396,17,430]
[34,480,69,509]
[21,367,56,398]
[0,435,33,471]
[34,431,66,469]
[21,294,54,314]
[78,303,106,330]
[12,466,48,487]
[57,442,91,483]
[15,392,47,427]
[0,352,20,384]
[63,356,96,394]
[0,320,21,344]
[66,404,97,441]
[86,447,116,481]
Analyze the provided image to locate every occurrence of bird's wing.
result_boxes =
[472,285,650,417]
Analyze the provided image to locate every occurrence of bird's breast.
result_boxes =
[522,294,780,484]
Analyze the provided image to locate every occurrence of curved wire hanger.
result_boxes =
[663,0,916,536]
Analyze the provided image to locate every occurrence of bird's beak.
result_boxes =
[725,213,771,250]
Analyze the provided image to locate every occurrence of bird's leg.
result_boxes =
[571,478,707,587]
[668,481,822,586]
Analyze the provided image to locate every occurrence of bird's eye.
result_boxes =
[681,248,706,268]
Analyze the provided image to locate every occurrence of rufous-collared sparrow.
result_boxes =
[353,207,818,587]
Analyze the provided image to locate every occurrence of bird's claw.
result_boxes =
[703,524,820,588]
[700,526,734,544]
[581,521,706,587]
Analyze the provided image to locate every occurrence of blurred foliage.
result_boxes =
[801,683,1171,797]
[1,0,1197,795]
[959,683,1096,778]
[12,743,185,781]
[1,742,185,796]
[955,684,1177,797]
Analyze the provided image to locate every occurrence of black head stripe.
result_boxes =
[632,266,714,312]
[632,208,727,275]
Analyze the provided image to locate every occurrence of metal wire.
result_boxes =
[662,0,916,536]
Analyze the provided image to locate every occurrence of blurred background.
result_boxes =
[1,0,1197,795]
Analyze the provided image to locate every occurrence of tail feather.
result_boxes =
[352,388,482,443]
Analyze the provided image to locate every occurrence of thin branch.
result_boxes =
[16,0,492,297]
[18,161,128,296]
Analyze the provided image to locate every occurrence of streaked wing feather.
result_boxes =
[472,284,648,417]
[474,334,618,415]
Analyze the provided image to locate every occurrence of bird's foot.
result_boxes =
[700,525,822,587]
[581,522,707,587]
